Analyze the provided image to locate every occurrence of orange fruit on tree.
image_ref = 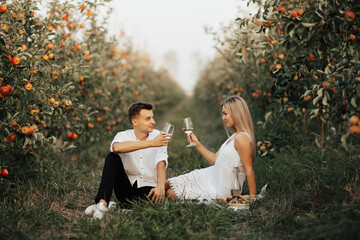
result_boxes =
[46,43,54,50]
[260,145,267,151]
[0,85,10,95]
[9,133,16,141]
[304,95,312,101]
[344,10,355,22]
[349,115,359,126]
[80,4,86,10]
[0,5,7,13]
[49,98,55,104]
[67,132,73,139]
[85,55,91,61]
[48,53,54,59]
[278,53,285,59]
[43,54,49,60]
[28,126,34,134]
[257,141,262,147]
[349,125,360,134]
[88,123,94,128]
[24,83,32,91]
[62,13,69,21]
[11,56,21,65]
[278,6,285,13]
[87,10,93,16]
[1,169,8,176]
[298,9,304,17]
[64,99,72,107]
[71,133,78,140]
[21,126,29,134]
[290,10,298,18]
[75,44,81,50]
[53,101,59,108]
[308,54,315,61]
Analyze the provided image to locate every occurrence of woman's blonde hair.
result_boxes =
[221,95,256,163]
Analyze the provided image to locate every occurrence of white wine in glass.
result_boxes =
[182,117,195,147]
[161,122,175,139]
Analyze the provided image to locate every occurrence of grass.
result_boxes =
[1,97,359,239]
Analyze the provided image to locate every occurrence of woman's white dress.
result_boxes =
[168,132,250,200]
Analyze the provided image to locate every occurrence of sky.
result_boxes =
[106,0,255,93]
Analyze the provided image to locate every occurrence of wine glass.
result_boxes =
[182,117,195,147]
[161,122,175,139]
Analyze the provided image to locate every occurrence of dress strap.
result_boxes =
[239,132,252,142]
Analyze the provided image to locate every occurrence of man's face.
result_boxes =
[132,109,155,133]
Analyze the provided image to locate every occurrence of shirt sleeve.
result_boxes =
[155,146,168,169]
[110,131,128,152]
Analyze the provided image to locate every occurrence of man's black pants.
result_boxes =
[95,152,153,206]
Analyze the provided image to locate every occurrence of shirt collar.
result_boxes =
[131,129,151,141]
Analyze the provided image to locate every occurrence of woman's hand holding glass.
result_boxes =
[187,132,200,147]
[182,117,195,147]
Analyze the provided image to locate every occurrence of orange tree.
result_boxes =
[195,0,360,151]
[0,0,184,182]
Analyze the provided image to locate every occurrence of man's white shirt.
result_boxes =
[110,129,168,188]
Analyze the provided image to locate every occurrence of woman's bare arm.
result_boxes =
[234,133,256,196]
[188,132,219,165]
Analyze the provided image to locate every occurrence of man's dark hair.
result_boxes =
[128,102,153,124]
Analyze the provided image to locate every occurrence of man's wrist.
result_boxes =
[156,180,165,187]
[148,139,155,147]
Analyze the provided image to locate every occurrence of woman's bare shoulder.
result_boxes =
[234,132,251,148]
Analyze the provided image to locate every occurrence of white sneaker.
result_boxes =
[108,201,116,210]
[85,201,117,219]
[85,204,97,216]
[92,201,108,220]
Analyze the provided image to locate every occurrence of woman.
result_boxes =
[165,95,256,200]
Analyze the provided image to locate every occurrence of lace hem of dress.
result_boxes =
[169,173,212,200]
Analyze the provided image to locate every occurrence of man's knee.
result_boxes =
[105,152,122,166]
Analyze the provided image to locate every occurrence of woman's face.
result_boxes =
[222,106,235,128]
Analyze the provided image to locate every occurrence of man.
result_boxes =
[85,102,171,219]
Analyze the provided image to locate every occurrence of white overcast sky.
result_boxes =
[106,0,256,92]
[39,0,255,92]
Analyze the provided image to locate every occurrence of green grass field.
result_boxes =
[1,97,359,239]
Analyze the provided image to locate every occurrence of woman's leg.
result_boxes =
[166,188,178,199]
[165,180,178,199]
